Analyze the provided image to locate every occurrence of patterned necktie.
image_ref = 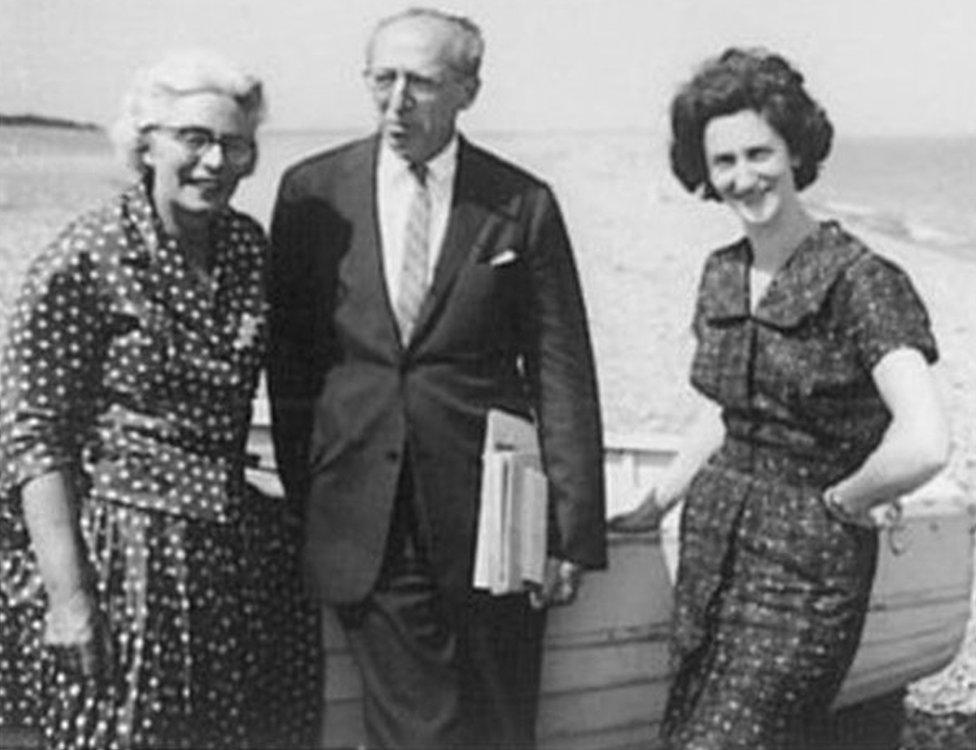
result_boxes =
[395,162,431,344]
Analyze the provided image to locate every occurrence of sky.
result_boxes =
[2,0,975,137]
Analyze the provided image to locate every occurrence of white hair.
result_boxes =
[110,49,266,174]
[367,7,485,80]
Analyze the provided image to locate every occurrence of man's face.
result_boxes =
[365,17,477,164]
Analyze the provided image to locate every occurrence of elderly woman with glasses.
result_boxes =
[0,51,321,749]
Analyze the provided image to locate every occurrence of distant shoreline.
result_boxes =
[0,114,102,131]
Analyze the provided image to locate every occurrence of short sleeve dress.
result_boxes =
[0,184,321,749]
[661,221,939,750]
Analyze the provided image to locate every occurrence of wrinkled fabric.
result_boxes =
[0,184,321,748]
[0,183,267,522]
[663,222,939,750]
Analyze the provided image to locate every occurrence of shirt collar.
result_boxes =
[378,134,460,189]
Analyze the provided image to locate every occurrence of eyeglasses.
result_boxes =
[146,125,255,168]
[363,68,455,99]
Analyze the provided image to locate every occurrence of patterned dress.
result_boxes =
[0,184,321,749]
[661,222,939,750]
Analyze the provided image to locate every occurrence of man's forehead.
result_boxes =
[369,17,460,71]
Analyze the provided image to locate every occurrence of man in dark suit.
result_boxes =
[268,8,605,748]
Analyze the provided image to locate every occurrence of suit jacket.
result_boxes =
[268,135,606,603]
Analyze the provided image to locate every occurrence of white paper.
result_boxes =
[472,410,549,594]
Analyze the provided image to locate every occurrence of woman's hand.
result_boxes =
[608,488,670,533]
[820,348,948,529]
[608,399,723,535]
[822,486,876,529]
[45,589,113,681]
[21,472,114,680]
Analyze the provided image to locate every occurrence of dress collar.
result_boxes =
[117,180,163,265]
[117,181,243,328]
[118,180,236,266]
[700,221,870,328]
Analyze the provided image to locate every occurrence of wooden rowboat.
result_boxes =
[245,411,974,750]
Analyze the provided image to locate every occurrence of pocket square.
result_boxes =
[488,249,518,267]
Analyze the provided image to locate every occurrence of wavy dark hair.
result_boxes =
[669,47,833,200]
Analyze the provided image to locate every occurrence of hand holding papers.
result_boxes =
[473,410,548,595]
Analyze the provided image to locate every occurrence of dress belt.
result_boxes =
[714,437,857,487]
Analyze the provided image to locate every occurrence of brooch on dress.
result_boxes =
[232,312,262,350]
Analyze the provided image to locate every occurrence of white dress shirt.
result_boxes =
[376,136,458,301]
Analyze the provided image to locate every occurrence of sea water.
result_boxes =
[806,136,976,254]
[3,126,971,257]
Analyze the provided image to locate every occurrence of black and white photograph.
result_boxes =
[2,1,974,748]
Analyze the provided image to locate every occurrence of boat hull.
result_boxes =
[244,423,973,749]
[311,514,971,749]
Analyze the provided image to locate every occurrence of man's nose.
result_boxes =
[387,74,414,113]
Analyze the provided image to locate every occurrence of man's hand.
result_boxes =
[528,558,583,610]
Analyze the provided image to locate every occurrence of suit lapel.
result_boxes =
[409,139,493,346]
[332,137,404,347]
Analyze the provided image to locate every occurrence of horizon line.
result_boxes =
[2,113,974,140]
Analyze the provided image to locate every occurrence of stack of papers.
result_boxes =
[473,409,549,594]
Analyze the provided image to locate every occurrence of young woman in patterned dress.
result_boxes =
[611,48,949,749]
[0,51,321,749]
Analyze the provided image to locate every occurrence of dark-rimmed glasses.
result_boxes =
[145,125,255,168]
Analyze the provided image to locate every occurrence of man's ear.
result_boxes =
[459,76,481,110]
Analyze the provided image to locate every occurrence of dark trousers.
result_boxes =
[336,467,546,750]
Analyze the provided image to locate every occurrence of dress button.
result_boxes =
[386,450,400,463]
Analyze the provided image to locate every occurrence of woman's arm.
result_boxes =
[21,471,90,617]
[826,347,948,517]
[21,470,110,678]
[654,400,725,507]
[1,220,110,676]
[609,399,724,531]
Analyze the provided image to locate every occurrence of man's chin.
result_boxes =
[383,130,421,159]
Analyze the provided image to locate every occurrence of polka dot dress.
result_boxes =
[0,183,322,748]
[662,222,939,749]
